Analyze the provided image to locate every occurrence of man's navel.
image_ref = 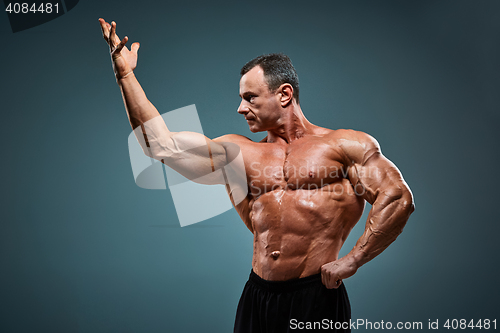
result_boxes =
[271,251,281,259]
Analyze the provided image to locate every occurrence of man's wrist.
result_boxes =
[346,251,367,270]
[116,70,134,82]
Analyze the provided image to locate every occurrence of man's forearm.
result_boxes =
[348,189,415,268]
[118,72,161,130]
[117,72,177,162]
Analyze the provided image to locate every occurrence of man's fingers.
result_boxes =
[321,266,334,289]
[131,42,140,53]
[114,36,128,54]
[99,19,129,54]
[99,18,110,42]
[108,21,120,45]
[321,265,342,289]
[326,277,340,289]
[109,21,117,46]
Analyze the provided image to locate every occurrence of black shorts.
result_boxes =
[234,270,351,333]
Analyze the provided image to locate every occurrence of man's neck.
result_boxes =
[266,104,315,144]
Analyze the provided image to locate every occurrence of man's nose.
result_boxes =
[237,100,249,114]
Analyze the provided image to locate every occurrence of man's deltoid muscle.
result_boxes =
[100,19,415,332]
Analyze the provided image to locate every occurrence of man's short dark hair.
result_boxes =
[240,53,300,104]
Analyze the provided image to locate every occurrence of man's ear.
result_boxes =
[278,83,294,107]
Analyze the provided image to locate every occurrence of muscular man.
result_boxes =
[99,19,415,333]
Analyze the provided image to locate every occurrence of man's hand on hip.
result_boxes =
[321,256,359,289]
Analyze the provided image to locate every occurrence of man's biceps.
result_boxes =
[351,162,385,184]
[349,158,396,189]
[170,132,217,152]
[362,153,401,176]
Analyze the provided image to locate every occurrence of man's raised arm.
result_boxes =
[321,131,415,289]
[98,19,228,182]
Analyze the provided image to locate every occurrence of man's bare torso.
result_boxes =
[218,126,366,281]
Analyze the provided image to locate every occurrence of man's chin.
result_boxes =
[249,126,264,133]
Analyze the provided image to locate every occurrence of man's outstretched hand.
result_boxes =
[99,18,140,80]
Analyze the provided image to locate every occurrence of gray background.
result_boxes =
[1,0,499,332]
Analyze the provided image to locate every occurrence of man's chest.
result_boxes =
[242,137,348,195]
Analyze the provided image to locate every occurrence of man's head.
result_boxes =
[238,53,300,132]
[241,53,300,104]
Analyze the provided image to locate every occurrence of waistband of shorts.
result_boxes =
[248,269,322,293]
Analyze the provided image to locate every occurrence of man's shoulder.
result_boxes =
[328,129,378,144]
[324,129,381,162]
[213,134,258,146]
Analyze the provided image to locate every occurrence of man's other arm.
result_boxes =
[321,131,415,288]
